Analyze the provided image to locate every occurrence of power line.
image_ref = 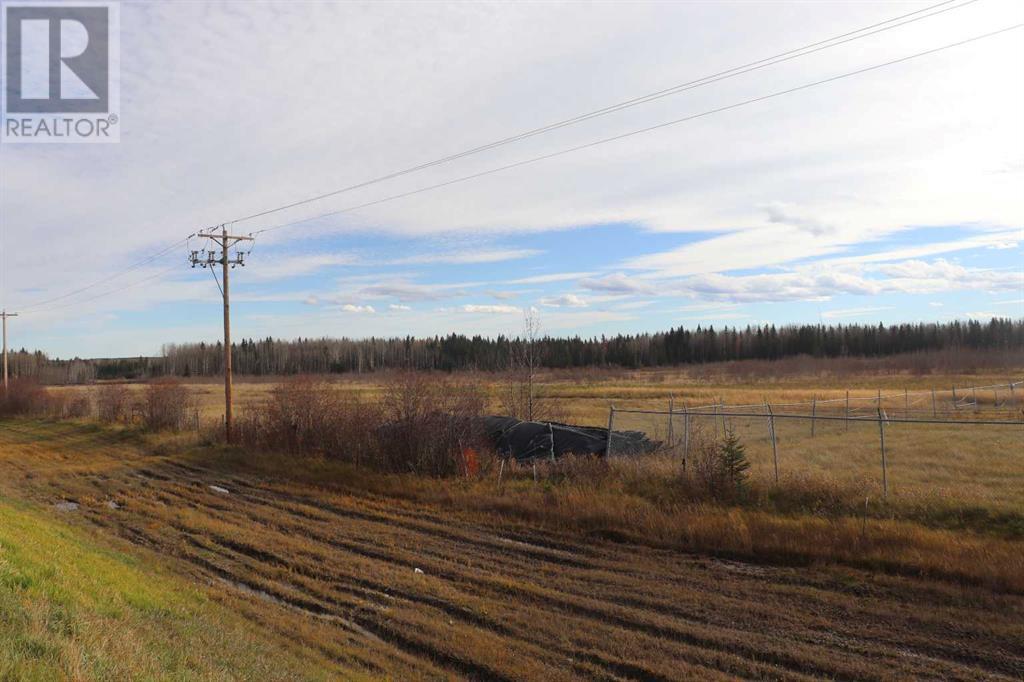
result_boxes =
[8,4,1006,315]
[253,23,1023,237]
[227,0,979,228]
[32,261,183,314]
[17,235,194,312]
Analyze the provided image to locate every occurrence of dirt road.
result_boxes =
[1,422,1021,680]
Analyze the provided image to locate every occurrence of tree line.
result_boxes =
[157,318,1024,376]
[8,318,1020,383]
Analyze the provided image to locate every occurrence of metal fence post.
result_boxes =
[682,408,690,471]
[952,385,958,411]
[845,390,850,432]
[877,407,888,499]
[713,402,720,440]
[667,395,674,451]
[904,388,909,418]
[931,389,937,418]
[766,402,779,483]
[972,386,978,412]
[605,405,615,458]
[1010,381,1016,406]
[811,396,817,438]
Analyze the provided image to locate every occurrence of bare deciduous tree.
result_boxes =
[502,310,562,422]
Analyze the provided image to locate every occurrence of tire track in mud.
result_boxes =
[144,469,1024,679]
[102,485,789,680]
[4,431,1023,681]
[102,469,1009,680]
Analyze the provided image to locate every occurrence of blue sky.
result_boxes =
[1,0,1022,358]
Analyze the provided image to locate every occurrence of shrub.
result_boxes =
[690,429,750,502]
[96,384,131,423]
[63,392,92,419]
[236,376,380,462]
[141,378,194,431]
[0,378,48,417]
[377,372,487,477]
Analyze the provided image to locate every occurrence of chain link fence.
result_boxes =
[605,381,1024,499]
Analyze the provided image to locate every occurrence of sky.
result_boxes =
[1,0,1022,359]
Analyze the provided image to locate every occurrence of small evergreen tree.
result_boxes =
[717,428,750,496]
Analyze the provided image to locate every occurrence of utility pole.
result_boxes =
[189,226,252,443]
[1,310,18,396]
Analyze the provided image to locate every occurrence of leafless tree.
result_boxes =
[502,310,562,422]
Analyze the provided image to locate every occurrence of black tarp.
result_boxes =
[482,416,657,461]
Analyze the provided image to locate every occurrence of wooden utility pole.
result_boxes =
[189,226,253,444]
[1,310,18,396]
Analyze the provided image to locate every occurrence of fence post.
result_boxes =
[811,396,817,438]
[548,422,556,463]
[682,407,690,471]
[972,386,978,412]
[993,388,999,410]
[931,389,937,418]
[766,403,779,483]
[667,395,675,451]
[877,407,887,499]
[713,402,720,440]
[605,405,615,458]
[1009,381,1015,406]
[845,390,850,432]
[904,388,909,418]
[952,385,958,411]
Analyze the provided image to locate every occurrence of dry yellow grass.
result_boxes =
[2,419,1022,679]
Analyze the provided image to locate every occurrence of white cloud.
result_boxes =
[246,253,358,281]
[459,304,520,314]
[578,273,656,295]
[356,280,471,302]
[390,249,542,265]
[661,258,1024,304]
[388,303,411,311]
[485,290,520,300]
[5,0,1024,356]
[540,293,588,308]
[763,202,834,236]
[505,272,596,285]
[341,304,376,313]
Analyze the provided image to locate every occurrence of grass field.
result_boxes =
[0,493,353,680]
[1,419,1022,679]
[54,367,1024,513]
[7,366,1023,679]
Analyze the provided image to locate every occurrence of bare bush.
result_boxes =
[141,378,194,431]
[63,392,92,419]
[378,372,487,477]
[236,375,379,462]
[0,378,48,417]
[235,373,485,476]
[96,384,131,423]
